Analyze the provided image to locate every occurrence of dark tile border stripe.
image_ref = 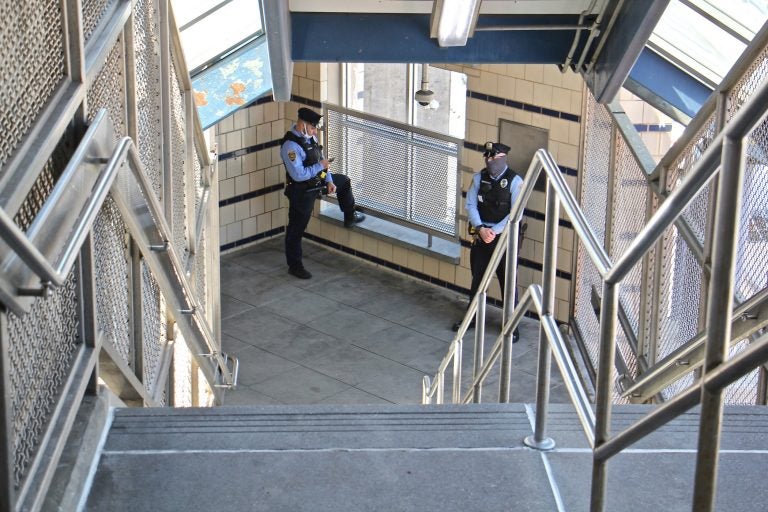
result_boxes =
[219,94,321,162]
[221,231,561,323]
[634,123,674,133]
[220,226,285,252]
[467,90,581,124]
[219,184,284,208]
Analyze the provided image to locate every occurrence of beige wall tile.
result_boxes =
[227,157,243,178]
[250,169,265,191]
[249,105,264,126]
[219,204,235,225]
[498,75,515,98]
[234,174,249,195]
[242,217,258,238]
[264,102,279,122]
[533,84,553,109]
[516,79,534,104]
[271,208,286,228]
[377,240,394,262]
[423,256,439,278]
[218,115,234,133]
[506,64,526,79]
[226,131,242,152]
[242,153,257,174]
[542,65,563,88]
[456,265,471,289]
[226,222,242,243]
[438,260,455,283]
[219,178,235,200]
[264,191,279,212]
[363,235,377,256]
[293,61,307,78]
[250,195,265,216]
[257,212,271,233]
[234,108,249,131]
[265,167,280,187]
[551,87,572,113]
[524,64,544,84]
[478,70,498,96]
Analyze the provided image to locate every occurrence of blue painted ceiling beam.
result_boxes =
[291,13,587,63]
[625,48,713,124]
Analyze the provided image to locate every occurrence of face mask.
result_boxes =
[487,157,507,177]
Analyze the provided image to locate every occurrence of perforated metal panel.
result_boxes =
[87,36,127,140]
[141,259,167,392]
[92,196,132,365]
[133,0,163,200]
[171,61,189,265]
[0,0,65,172]
[193,145,203,211]
[82,0,115,42]
[8,271,80,486]
[574,92,611,371]
[325,108,460,236]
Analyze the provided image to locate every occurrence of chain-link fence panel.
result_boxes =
[0,0,65,172]
[133,0,163,200]
[170,60,189,266]
[325,107,460,236]
[7,270,80,487]
[82,0,115,43]
[92,196,132,365]
[141,259,167,393]
[86,36,126,141]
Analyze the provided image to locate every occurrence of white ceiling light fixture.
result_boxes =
[431,0,483,47]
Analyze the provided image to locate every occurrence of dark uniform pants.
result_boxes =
[468,237,519,330]
[285,174,355,269]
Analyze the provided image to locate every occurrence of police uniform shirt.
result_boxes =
[466,167,524,234]
[280,125,334,184]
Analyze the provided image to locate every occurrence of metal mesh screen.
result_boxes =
[611,133,649,338]
[196,228,208,316]
[667,114,717,243]
[171,61,188,265]
[8,270,80,487]
[729,50,768,304]
[133,0,163,200]
[141,259,167,393]
[86,36,126,140]
[0,0,65,172]
[723,339,759,404]
[325,108,460,236]
[172,331,193,407]
[13,127,77,231]
[193,144,203,212]
[82,0,114,43]
[92,196,132,365]
[574,92,611,371]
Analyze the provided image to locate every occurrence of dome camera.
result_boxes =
[415,89,435,107]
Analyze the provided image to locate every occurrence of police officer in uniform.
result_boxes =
[452,142,523,343]
[281,107,365,279]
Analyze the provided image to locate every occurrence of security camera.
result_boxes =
[415,89,435,107]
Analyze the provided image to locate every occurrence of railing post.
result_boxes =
[0,311,15,512]
[524,181,558,451]
[452,338,463,403]
[692,134,745,512]
[472,291,487,403]
[499,220,520,402]
[590,280,619,512]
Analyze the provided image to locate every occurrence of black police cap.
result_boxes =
[297,107,323,127]
[483,141,510,157]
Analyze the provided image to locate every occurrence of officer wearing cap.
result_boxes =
[452,141,523,342]
[280,107,365,279]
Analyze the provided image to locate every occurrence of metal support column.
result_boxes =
[64,0,87,124]
[158,0,173,222]
[129,238,146,402]
[590,281,619,512]
[691,134,745,512]
[78,235,100,394]
[472,291,487,403]
[0,311,15,511]
[524,181,559,450]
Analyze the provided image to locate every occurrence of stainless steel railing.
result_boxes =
[424,69,768,512]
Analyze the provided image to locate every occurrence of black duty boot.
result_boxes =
[513,330,520,343]
[344,211,366,228]
[452,319,475,332]
[288,266,312,279]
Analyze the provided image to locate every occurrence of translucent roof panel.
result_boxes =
[648,0,768,87]
[171,0,263,74]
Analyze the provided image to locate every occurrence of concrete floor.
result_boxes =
[219,237,571,406]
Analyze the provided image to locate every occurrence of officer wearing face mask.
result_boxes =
[281,107,365,279]
[452,142,523,342]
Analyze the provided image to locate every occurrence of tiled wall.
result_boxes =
[216,62,585,323]
[618,88,682,163]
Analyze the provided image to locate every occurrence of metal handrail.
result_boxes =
[425,69,768,511]
[623,286,768,401]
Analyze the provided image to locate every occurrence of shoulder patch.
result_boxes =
[288,150,296,162]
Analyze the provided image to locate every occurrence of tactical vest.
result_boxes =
[282,130,325,186]
[477,167,514,224]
